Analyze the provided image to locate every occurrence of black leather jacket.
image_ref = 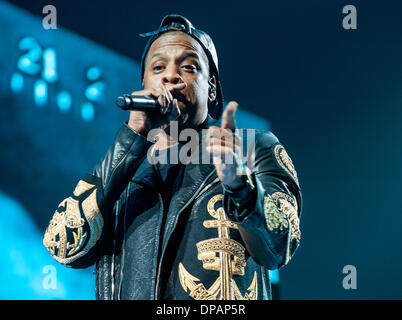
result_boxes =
[43,115,302,300]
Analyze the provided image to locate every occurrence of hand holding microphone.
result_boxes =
[121,83,186,136]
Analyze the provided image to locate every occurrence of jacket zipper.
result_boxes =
[153,192,164,299]
[110,184,130,300]
[154,170,217,299]
[117,185,130,299]
[110,198,120,299]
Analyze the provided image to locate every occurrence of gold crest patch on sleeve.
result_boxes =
[263,194,289,234]
[273,144,300,187]
[271,192,301,241]
[43,180,104,265]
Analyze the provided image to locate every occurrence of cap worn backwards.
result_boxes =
[139,14,223,120]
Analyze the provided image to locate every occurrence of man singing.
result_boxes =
[43,14,302,300]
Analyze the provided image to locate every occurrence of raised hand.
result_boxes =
[206,101,244,189]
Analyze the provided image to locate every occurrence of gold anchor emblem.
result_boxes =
[178,194,258,300]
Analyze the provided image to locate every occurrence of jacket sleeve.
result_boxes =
[43,123,153,268]
[223,131,302,270]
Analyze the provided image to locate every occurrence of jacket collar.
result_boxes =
[132,114,219,189]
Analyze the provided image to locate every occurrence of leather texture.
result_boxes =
[43,115,302,300]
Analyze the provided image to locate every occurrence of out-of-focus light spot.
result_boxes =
[81,102,94,121]
[34,79,47,107]
[18,57,40,75]
[17,37,42,76]
[42,49,58,83]
[88,87,98,97]
[57,91,72,112]
[85,81,105,103]
[18,37,37,50]
[43,69,56,82]
[86,66,101,82]
[10,72,24,92]
[20,58,30,68]
[269,269,280,284]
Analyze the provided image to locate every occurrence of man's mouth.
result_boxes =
[172,92,187,105]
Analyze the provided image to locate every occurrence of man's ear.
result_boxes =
[208,75,217,103]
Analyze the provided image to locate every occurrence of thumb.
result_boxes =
[221,101,238,131]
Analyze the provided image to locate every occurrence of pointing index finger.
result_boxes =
[221,101,238,131]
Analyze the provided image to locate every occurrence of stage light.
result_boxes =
[17,37,41,76]
[81,101,94,121]
[10,72,24,92]
[34,79,48,107]
[86,66,101,82]
[57,91,72,112]
[42,48,58,83]
[85,81,105,103]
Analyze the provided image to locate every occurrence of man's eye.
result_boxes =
[153,65,164,71]
[183,65,197,71]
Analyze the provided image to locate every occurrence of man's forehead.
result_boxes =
[147,32,208,63]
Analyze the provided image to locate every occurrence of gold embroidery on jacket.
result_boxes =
[179,194,257,300]
[271,192,301,241]
[263,194,289,234]
[43,180,104,265]
[73,180,96,197]
[274,144,300,187]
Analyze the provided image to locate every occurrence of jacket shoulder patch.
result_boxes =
[273,144,300,187]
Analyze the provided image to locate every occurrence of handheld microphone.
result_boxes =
[116,94,161,112]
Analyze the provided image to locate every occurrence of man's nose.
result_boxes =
[162,65,183,85]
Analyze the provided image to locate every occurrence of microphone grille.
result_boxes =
[116,95,130,108]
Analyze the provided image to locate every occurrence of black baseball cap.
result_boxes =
[138,14,223,120]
